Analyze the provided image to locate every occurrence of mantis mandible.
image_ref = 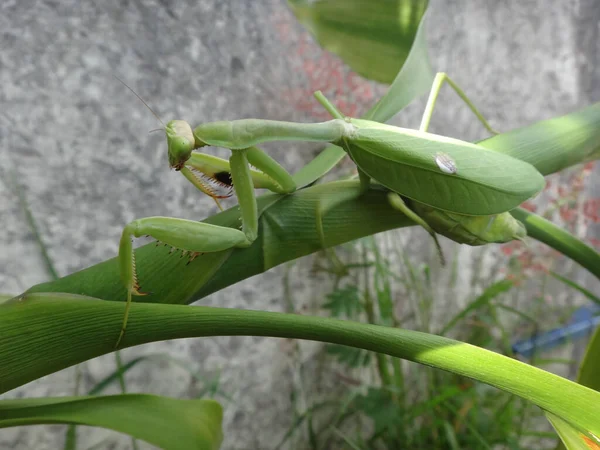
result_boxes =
[115,73,544,346]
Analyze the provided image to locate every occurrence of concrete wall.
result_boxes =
[1,1,598,448]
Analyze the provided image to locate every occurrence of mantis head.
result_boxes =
[166,120,197,170]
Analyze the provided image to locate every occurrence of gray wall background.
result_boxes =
[1,1,599,449]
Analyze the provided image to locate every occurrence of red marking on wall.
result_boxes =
[273,11,381,121]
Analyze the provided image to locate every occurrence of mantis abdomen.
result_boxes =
[409,200,526,246]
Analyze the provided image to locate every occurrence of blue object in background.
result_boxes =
[512,304,600,358]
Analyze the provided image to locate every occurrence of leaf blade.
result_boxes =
[288,0,428,84]
[2,293,600,438]
[0,395,223,450]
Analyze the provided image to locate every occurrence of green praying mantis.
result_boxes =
[115,73,545,347]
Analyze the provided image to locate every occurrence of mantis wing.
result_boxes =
[347,120,545,215]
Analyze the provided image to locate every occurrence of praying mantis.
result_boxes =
[115,73,545,346]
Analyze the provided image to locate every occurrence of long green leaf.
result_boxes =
[479,102,600,176]
[547,413,600,450]
[26,181,412,303]
[0,394,223,450]
[577,321,600,394]
[288,0,428,84]
[2,293,600,437]
[551,278,600,450]
[440,279,514,335]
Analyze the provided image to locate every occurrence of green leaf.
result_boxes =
[550,271,600,305]
[440,279,515,335]
[577,326,600,395]
[362,7,433,123]
[3,293,600,438]
[479,102,600,176]
[0,395,223,450]
[557,324,600,447]
[547,413,600,450]
[288,0,428,84]
[26,181,412,303]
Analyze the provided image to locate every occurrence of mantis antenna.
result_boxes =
[113,74,165,127]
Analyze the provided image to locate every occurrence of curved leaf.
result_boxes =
[288,0,428,84]
[0,394,223,450]
[547,413,600,450]
[577,327,600,394]
[2,293,600,437]
[479,102,600,176]
[26,181,412,303]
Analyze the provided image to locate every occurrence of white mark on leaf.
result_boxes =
[435,152,457,174]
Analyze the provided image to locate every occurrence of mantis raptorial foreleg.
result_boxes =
[181,147,297,209]
[116,140,297,347]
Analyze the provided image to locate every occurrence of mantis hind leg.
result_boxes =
[387,193,446,266]
[419,72,499,135]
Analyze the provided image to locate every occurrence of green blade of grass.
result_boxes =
[577,325,600,393]
[2,293,600,437]
[0,395,223,450]
[479,102,600,176]
[550,271,600,305]
[547,412,599,450]
[288,0,428,84]
[25,181,413,303]
[440,279,515,335]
